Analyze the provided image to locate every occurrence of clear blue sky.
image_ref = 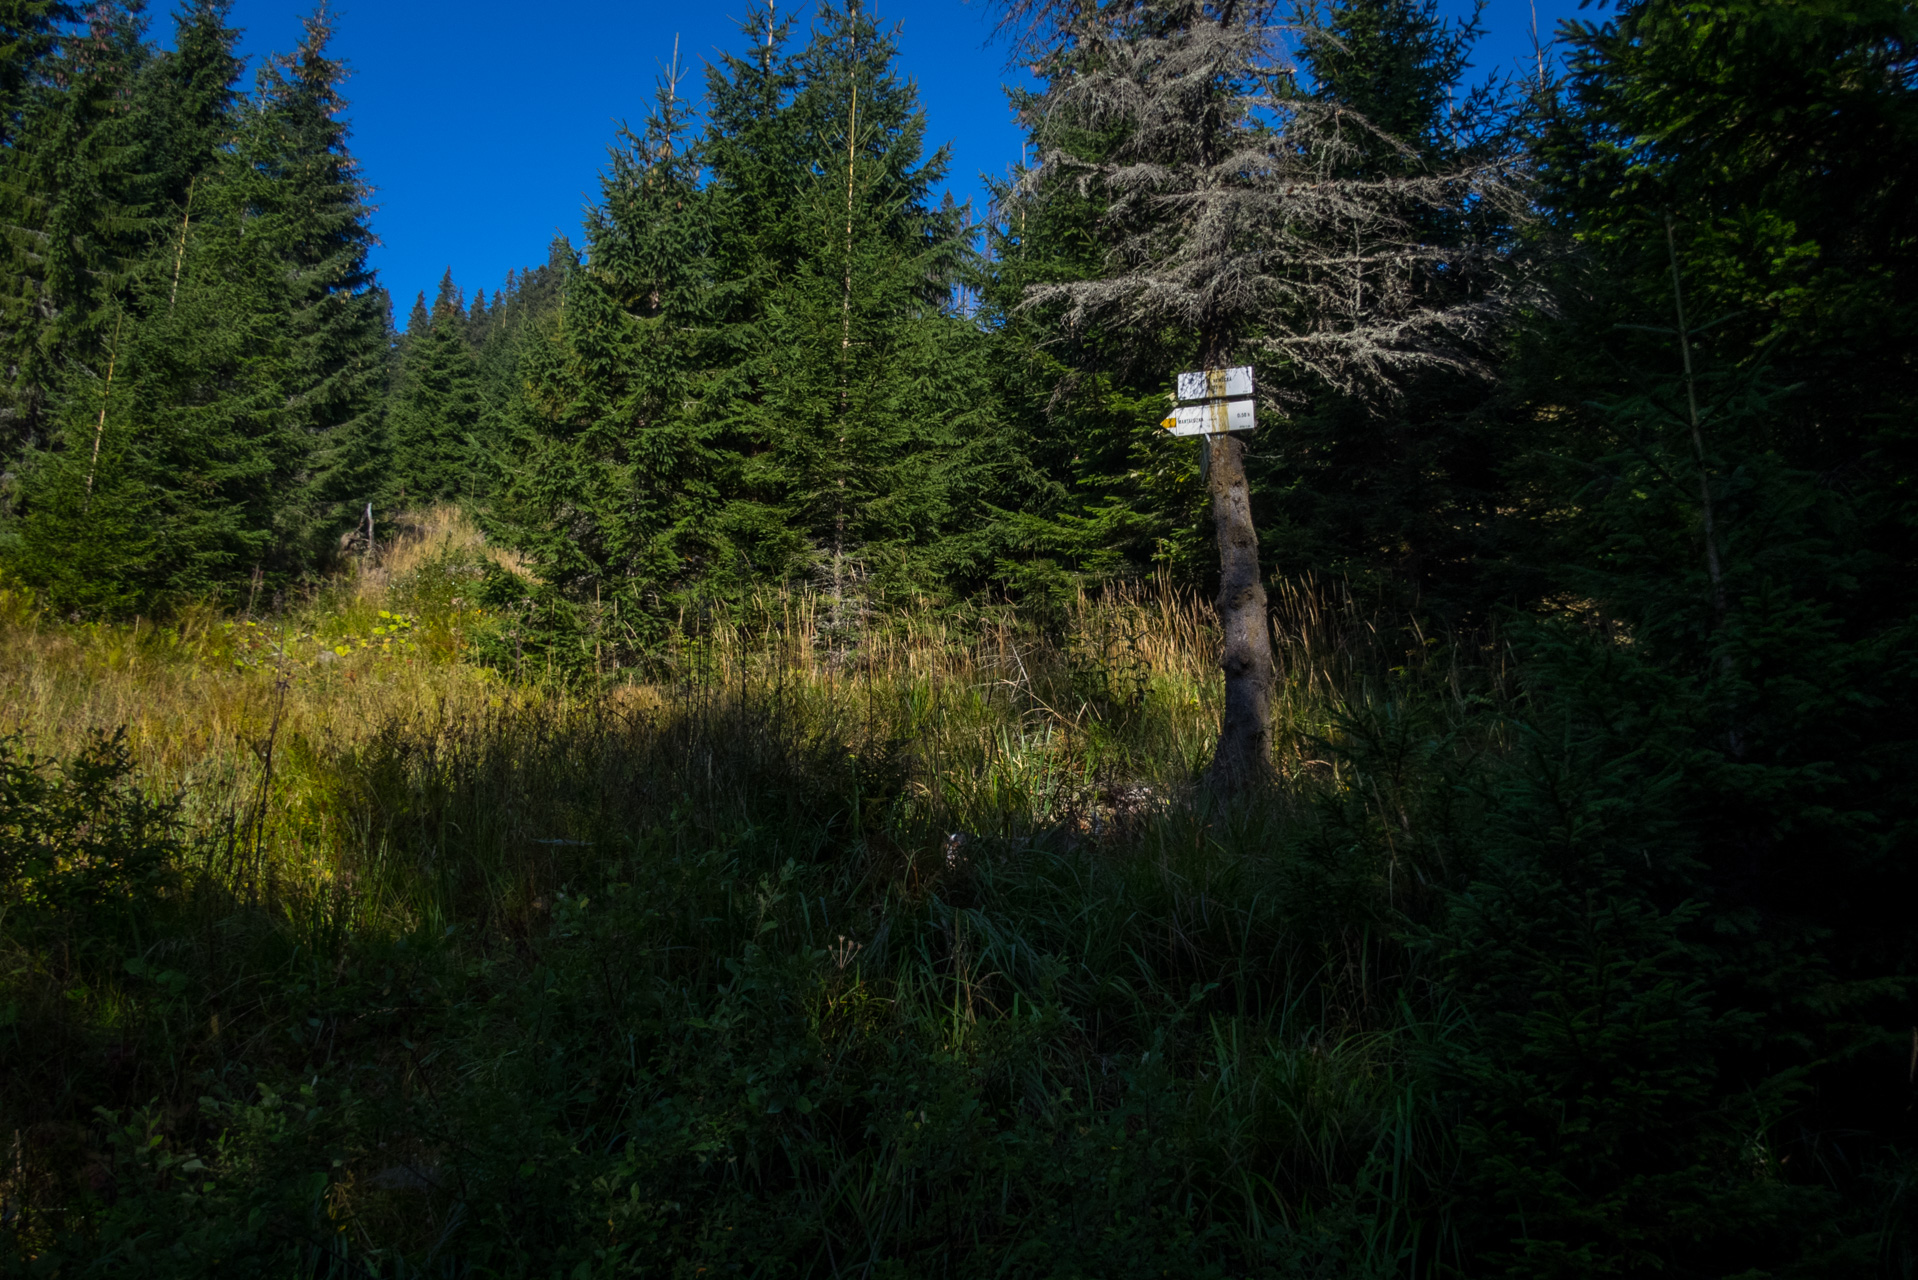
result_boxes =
[214,0,1594,324]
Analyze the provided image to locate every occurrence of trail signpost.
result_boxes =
[1162,364,1275,789]
[1162,365,1255,436]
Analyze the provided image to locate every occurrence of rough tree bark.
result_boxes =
[1205,431,1275,788]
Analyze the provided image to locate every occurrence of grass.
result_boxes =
[0,507,1502,1277]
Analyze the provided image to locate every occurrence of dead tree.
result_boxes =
[1000,0,1521,789]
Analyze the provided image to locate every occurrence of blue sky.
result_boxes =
[213,0,1597,323]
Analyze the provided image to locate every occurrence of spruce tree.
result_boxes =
[11,0,291,612]
[5,2,392,612]
[389,269,485,503]
[470,247,565,484]
[0,0,72,151]
[488,49,716,664]
[48,165,296,609]
[138,0,239,215]
[465,285,490,348]
[1493,1,1918,1246]
[1265,0,1520,612]
[233,6,386,571]
[0,1,240,481]
[490,2,1012,668]
[977,103,1201,600]
[707,0,1009,610]
[0,1,151,464]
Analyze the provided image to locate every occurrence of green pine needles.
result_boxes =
[1,2,385,613]
[485,1,1027,669]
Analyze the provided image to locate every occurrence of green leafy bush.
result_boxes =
[0,729,181,916]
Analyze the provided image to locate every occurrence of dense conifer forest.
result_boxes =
[1,0,1914,1274]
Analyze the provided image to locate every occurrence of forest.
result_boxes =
[1,0,1915,1273]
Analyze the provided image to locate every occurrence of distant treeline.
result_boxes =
[2,0,1911,655]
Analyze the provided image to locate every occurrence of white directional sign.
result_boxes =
[1163,399,1256,436]
[1163,365,1255,436]
[1176,367,1253,402]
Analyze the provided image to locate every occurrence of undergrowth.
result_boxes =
[0,510,1907,1277]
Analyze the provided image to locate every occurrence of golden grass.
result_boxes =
[346,502,532,604]
[0,504,1395,909]
[0,508,520,772]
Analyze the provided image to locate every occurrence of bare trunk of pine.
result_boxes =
[83,310,125,510]
[1665,215,1726,629]
[1665,215,1741,758]
[168,177,195,312]
[833,31,859,634]
[1205,432,1275,789]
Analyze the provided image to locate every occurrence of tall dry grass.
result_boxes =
[0,505,1406,911]
[1,506,1486,1275]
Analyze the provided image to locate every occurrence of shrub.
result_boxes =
[0,729,182,918]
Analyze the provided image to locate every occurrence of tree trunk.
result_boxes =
[1205,431,1275,789]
